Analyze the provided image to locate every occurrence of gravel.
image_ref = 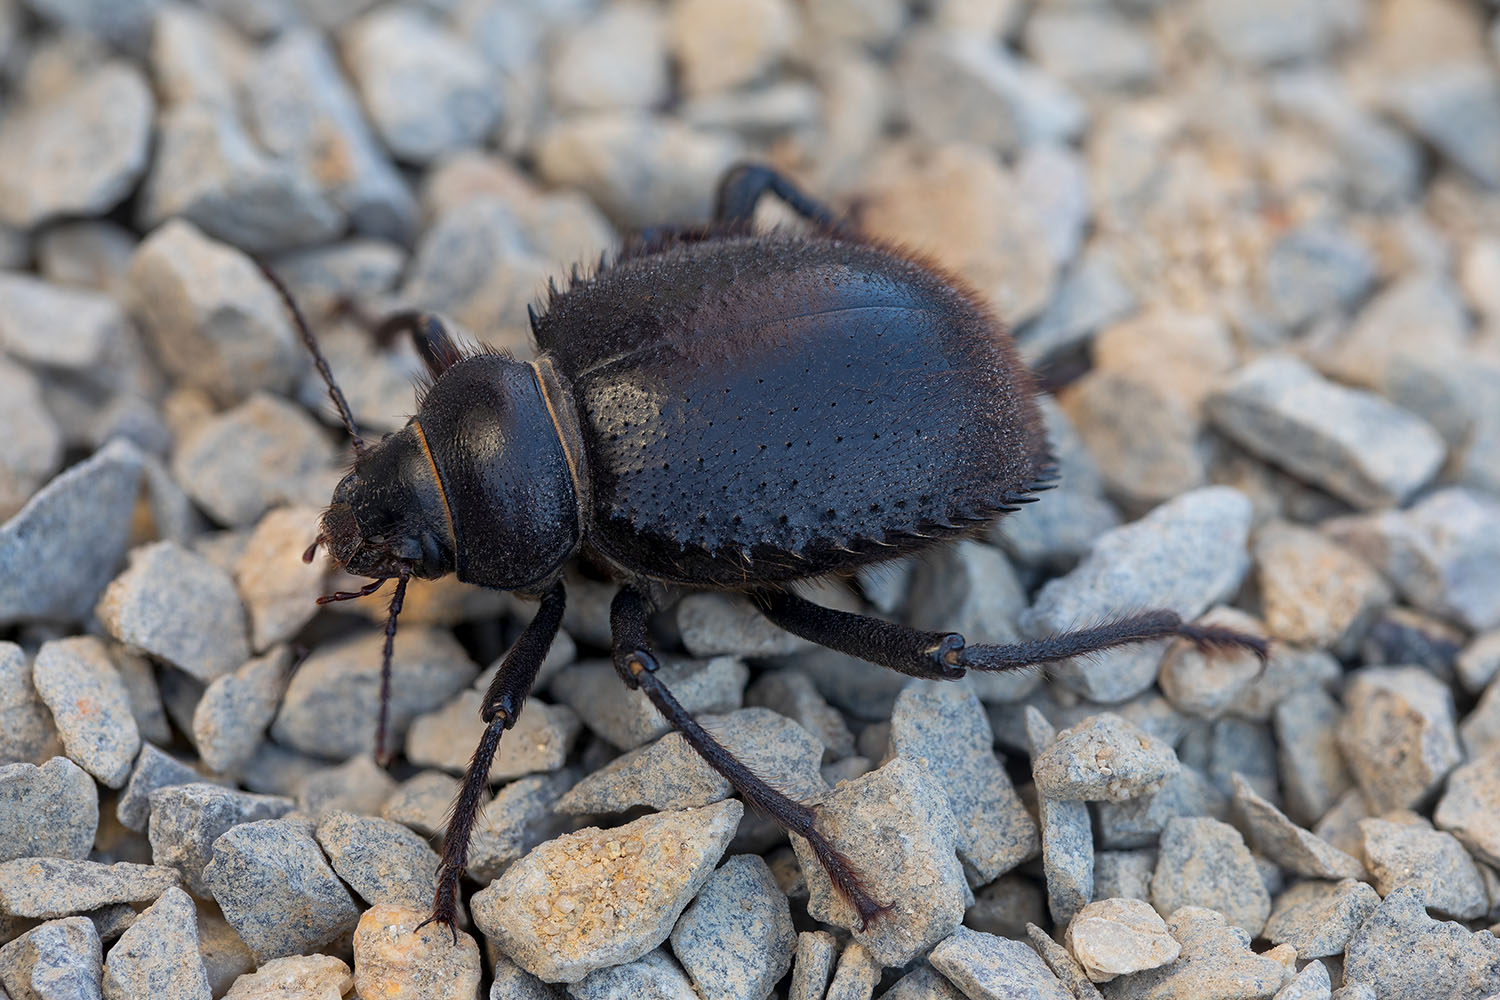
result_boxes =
[928,926,1071,1000]
[0,858,180,918]
[669,854,795,1000]
[1263,878,1380,959]
[1151,817,1271,938]
[1343,886,1500,999]
[0,757,95,864]
[1064,898,1179,983]
[351,904,483,1000]
[31,637,140,789]
[99,886,210,1000]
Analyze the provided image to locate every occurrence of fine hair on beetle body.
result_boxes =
[267,162,1268,941]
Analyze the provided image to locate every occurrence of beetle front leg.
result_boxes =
[609,586,889,928]
[421,581,566,942]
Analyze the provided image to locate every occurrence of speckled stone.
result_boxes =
[570,946,698,1000]
[1233,776,1363,881]
[406,692,580,783]
[295,753,398,818]
[467,772,576,883]
[669,854,794,1000]
[314,810,440,913]
[196,909,253,999]
[96,541,251,685]
[147,783,295,897]
[824,941,879,1000]
[1151,818,1270,937]
[0,916,103,1000]
[0,642,59,766]
[1065,898,1179,983]
[888,681,1037,885]
[1263,878,1380,959]
[192,646,289,775]
[1358,814,1487,921]
[1026,707,1095,926]
[679,593,810,658]
[0,858,180,918]
[1338,667,1462,814]
[557,708,823,815]
[1034,713,1180,802]
[0,757,96,863]
[379,770,460,837]
[928,926,1071,1000]
[100,886,209,1000]
[116,744,215,835]
[1343,885,1500,1000]
[1092,850,1157,904]
[746,670,856,762]
[471,799,743,983]
[1020,487,1253,703]
[31,636,140,789]
[1026,923,1104,1000]
[203,817,361,962]
[487,953,560,1000]
[351,904,482,1000]
[552,657,748,751]
[222,954,352,1000]
[793,757,966,967]
[1103,906,1286,1000]
[1273,688,1353,828]
[789,930,838,1000]
[1157,608,1267,719]
[1436,748,1500,868]
[272,627,477,761]
[1254,522,1390,650]
[233,506,328,653]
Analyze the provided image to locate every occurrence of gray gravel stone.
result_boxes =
[677,593,810,658]
[1207,354,1444,509]
[0,62,152,229]
[1326,488,1500,632]
[882,966,967,1000]
[0,439,143,627]
[1261,223,1377,330]
[0,359,62,524]
[794,757,965,967]
[489,954,562,1000]
[467,771,576,883]
[558,708,822,815]
[1386,62,1500,190]
[824,941,878,1000]
[1102,906,1286,1000]
[111,649,170,750]
[31,637,139,789]
[471,799,742,984]
[668,854,793,1000]
[569,946,697,1000]
[192,646,289,775]
[96,542,249,685]
[295,753,397,818]
[407,693,580,783]
[1263,878,1379,959]
[1193,0,1361,65]
[890,681,1037,885]
[1436,748,1500,869]
[0,757,95,863]
[272,626,477,761]
[202,817,361,962]
[547,1,667,112]
[1158,608,1266,719]
[1338,666,1462,814]
[746,670,855,763]
[0,644,58,766]
[115,745,211,835]
[0,858,179,918]
[1020,487,1253,703]
[100,886,208,1000]
[1343,885,1500,1000]
[147,783,294,897]
[1232,776,1363,880]
[928,926,1071,1000]
[1093,850,1158,904]
[0,916,102,1000]
[0,272,123,373]
[1035,713,1179,803]
[553,656,747,751]
[1272,687,1352,827]
[1275,961,1331,1000]
[343,6,500,164]
[1064,898,1179,983]
[1025,9,1157,91]
[126,221,303,407]
[378,769,459,837]
[1459,631,1500,696]
[789,930,837,1000]
[1026,707,1095,925]
[245,29,416,243]
[1151,817,1270,937]
[314,810,439,913]
[1359,814,1487,920]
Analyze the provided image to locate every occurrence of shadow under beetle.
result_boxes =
[273,163,1267,939]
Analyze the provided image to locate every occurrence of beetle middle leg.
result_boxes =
[754,588,1268,680]
[422,581,567,941]
[609,585,889,928]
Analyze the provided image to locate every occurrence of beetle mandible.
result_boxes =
[272,163,1266,938]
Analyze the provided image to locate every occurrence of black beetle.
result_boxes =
[271,163,1265,938]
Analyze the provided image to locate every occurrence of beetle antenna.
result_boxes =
[259,263,366,454]
[374,567,410,767]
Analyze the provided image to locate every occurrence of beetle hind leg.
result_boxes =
[715,163,849,236]
[610,585,888,928]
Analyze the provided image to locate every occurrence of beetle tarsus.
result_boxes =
[416,880,461,947]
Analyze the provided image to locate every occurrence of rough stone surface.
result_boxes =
[552,657,748,751]
[192,646,288,775]
[1263,878,1380,959]
[407,692,580,783]
[116,745,210,834]
[314,810,440,912]
[746,670,856,763]
[1020,487,1253,703]
[1232,776,1363,880]
[823,942,879,1000]
[1027,708,1095,926]
[0,757,96,864]
[1254,522,1390,650]
[31,636,139,789]
[222,954,352,1000]
[96,542,250,685]
[0,858,180,918]
[928,926,1072,1000]
[100,886,210,1000]
[147,783,295,897]
[0,916,103,1000]
[1157,608,1267,719]
[1208,354,1445,509]
[1151,818,1270,937]
[1436,748,1500,868]
[202,817,361,962]
[233,506,329,652]
[570,947,698,1000]
[1338,667,1462,814]
[0,439,143,627]
[668,855,794,1000]
[1065,898,1180,983]
[1034,713,1180,802]
[1103,906,1287,1000]
[793,757,965,968]
[471,800,743,983]
[351,904,482,1000]
[1358,814,1487,921]
[889,681,1037,885]
[789,930,837,1000]
[1343,886,1500,1000]
[1273,688,1352,828]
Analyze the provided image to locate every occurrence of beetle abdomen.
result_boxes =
[534,234,1050,586]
